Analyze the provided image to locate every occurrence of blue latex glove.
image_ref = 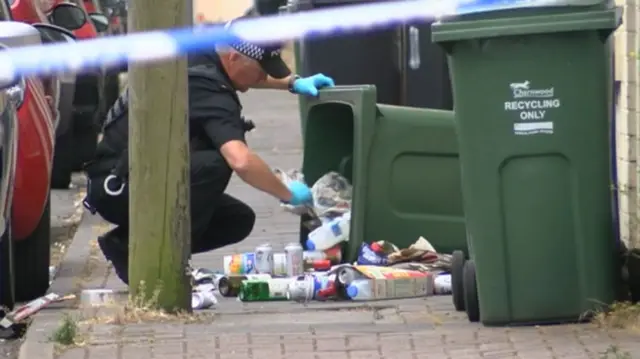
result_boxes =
[286,181,313,206]
[292,73,335,97]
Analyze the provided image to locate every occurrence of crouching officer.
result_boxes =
[83,23,335,285]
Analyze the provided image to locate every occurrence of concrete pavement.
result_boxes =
[18,90,640,359]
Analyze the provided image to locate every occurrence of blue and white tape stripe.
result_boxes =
[0,0,557,82]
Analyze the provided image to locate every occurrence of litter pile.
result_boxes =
[189,170,454,309]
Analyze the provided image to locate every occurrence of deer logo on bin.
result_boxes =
[509,81,530,90]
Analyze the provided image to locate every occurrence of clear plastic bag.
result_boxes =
[274,169,352,222]
[311,172,352,218]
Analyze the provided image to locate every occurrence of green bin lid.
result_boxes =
[432,4,621,43]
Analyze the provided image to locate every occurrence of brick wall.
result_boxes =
[616,0,639,248]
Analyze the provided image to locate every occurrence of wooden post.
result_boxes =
[127,0,191,312]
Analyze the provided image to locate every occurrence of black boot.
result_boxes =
[97,228,129,285]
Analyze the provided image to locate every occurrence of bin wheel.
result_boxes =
[463,260,480,322]
[451,250,466,311]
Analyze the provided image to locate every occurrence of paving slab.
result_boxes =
[19,89,640,359]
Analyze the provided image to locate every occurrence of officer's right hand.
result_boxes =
[286,181,313,206]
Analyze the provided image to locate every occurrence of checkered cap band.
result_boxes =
[229,40,281,61]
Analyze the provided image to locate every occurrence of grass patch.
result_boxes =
[592,301,640,331]
[83,281,213,326]
[600,345,632,359]
[50,313,85,354]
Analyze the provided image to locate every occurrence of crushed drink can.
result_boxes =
[192,291,217,310]
[285,242,304,276]
[272,253,287,276]
[254,244,274,274]
[223,253,256,275]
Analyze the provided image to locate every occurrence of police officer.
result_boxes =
[83,22,335,285]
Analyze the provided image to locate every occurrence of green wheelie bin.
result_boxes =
[432,4,621,325]
[300,86,467,262]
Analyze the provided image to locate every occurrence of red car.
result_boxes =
[0,2,80,305]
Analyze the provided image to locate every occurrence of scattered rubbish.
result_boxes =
[273,253,287,276]
[224,253,256,275]
[274,169,352,222]
[304,245,342,264]
[239,278,291,301]
[192,290,217,310]
[191,267,222,287]
[284,242,304,276]
[218,274,272,297]
[434,274,452,294]
[306,211,351,251]
[255,243,274,274]
[195,170,467,306]
[80,289,115,307]
[305,259,331,272]
[0,293,76,329]
[358,242,388,266]
[338,265,434,300]
[286,273,337,303]
[311,172,352,218]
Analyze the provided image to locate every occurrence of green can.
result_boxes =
[238,278,292,302]
[218,274,272,297]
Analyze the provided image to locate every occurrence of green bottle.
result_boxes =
[238,278,291,301]
[218,274,272,297]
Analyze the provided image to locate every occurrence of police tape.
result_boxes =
[0,0,557,82]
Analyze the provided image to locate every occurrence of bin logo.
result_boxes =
[510,81,554,99]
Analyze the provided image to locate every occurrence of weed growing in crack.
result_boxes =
[601,345,632,359]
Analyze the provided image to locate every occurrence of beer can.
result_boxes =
[272,253,287,276]
[254,244,274,274]
[286,275,315,302]
[223,253,256,275]
[191,291,217,310]
[284,242,304,276]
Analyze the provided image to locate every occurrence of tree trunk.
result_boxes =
[127,0,191,313]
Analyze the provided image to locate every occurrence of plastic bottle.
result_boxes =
[306,212,351,251]
[345,279,374,301]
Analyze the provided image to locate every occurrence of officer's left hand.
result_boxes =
[292,73,335,97]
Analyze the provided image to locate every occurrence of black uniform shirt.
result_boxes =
[187,50,246,151]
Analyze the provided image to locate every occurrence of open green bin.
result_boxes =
[300,86,466,262]
[432,5,621,325]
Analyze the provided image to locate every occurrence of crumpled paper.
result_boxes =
[387,237,452,274]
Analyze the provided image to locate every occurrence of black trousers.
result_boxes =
[86,150,256,255]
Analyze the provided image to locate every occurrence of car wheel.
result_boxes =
[463,260,480,323]
[14,196,50,302]
[51,129,74,189]
[0,222,15,311]
[72,126,98,172]
[451,250,466,311]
